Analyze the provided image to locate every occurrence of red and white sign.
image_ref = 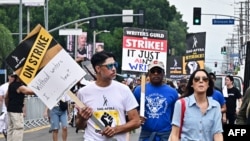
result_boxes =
[122,27,168,72]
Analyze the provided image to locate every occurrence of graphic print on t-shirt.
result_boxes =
[93,110,120,132]
[92,95,120,132]
[146,93,167,118]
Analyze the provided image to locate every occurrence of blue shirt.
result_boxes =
[211,89,226,107]
[172,95,223,141]
[134,83,178,133]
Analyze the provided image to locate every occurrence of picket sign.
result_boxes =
[140,74,146,117]
[121,27,168,119]
[5,24,117,141]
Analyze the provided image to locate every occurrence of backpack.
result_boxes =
[59,100,68,111]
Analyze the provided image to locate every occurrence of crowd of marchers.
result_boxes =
[1,50,250,141]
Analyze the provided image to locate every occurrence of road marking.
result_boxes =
[0,125,50,139]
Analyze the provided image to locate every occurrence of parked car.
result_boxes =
[214,75,244,95]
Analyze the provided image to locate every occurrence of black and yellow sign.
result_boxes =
[19,28,52,83]
[5,24,62,84]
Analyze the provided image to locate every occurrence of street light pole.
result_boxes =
[48,13,143,33]
[74,21,89,59]
[93,30,110,55]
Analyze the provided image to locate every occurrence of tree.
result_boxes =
[0,24,15,69]
[168,15,188,56]
[84,0,188,70]
[0,0,188,72]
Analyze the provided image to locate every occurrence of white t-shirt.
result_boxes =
[0,82,9,112]
[77,80,138,141]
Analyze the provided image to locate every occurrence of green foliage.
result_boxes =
[0,0,188,72]
[168,18,188,55]
[0,24,15,68]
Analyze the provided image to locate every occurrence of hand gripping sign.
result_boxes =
[5,24,117,141]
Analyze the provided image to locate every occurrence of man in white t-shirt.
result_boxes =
[77,51,141,141]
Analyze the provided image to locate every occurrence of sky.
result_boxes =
[168,0,240,72]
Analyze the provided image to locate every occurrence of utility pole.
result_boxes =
[19,0,23,42]
[245,0,250,42]
[45,0,49,30]
[239,2,244,48]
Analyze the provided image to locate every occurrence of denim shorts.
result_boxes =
[49,106,68,130]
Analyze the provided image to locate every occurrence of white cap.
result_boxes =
[148,60,165,70]
[126,78,133,85]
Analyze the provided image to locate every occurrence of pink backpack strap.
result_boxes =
[179,98,186,139]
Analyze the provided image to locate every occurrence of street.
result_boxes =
[0,125,140,141]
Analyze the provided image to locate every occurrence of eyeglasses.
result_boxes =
[100,62,118,70]
[150,69,163,74]
[193,76,209,83]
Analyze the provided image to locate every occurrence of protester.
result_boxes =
[177,79,187,96]
[223,75,242,124]
[209,72,227,115]
[212,91,227,124]
[209,72,222,92]
[0,74,15,139]
[236,86,250,125]
[44,94,71,141]
[126,77,134,91]
[0,74,15,113]
[169,69,223,141]
[5,74,34,141]
[135,77,141,87]
[166,79,177,89]
[69,81,85,132]
[76,51,140,140]
[133,60,179,141]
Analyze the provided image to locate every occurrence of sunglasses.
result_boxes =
[193,76,209,82]
[100,62,118,70]
[150,69,163,74]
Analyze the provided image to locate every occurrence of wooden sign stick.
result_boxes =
[140,74,146,117]
[67,91,117,141]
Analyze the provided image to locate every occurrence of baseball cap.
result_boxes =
[148,60,165,70]
[126,78,133,85]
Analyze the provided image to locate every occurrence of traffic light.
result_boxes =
[221,46,226,54]
[193,7,201,25]
[214,62,217,67]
